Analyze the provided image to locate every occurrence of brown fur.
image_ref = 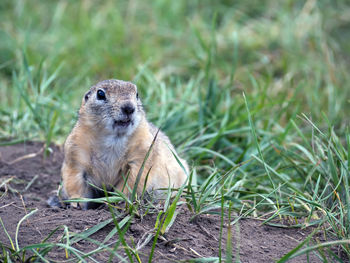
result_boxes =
[61,79,188,209]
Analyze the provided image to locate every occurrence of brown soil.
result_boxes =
[0,142,343,262]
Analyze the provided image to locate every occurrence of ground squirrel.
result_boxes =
[60,79,188,209]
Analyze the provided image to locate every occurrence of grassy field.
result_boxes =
[1,0,350,261]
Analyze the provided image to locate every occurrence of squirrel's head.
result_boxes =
[79,79,144,137]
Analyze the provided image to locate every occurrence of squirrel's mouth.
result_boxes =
[113,118,132,128]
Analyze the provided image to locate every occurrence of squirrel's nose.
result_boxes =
[121,104,135,115]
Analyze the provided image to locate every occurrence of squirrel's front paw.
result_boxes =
[47,195,64,208]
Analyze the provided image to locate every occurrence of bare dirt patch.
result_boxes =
[0,142,337,262]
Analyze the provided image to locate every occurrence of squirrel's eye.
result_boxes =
[136,92,139,99]
[97,89,106,101]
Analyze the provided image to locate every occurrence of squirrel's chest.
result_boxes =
[90,136,128,185]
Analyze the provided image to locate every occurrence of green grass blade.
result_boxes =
[103,215,131,244]
[70,218,113,244]
[148,212,166,263]
[15,209,38,251]
[276,229,317,263]
[0,217,15,251]
[243,93,278,205]
[131,129,159,205]
[278,239,350,262]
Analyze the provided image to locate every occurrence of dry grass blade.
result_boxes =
[8,147,44,165]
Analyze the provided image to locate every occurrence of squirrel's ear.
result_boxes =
[84,91,91,103]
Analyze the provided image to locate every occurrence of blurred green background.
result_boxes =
[1,0,349,143]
